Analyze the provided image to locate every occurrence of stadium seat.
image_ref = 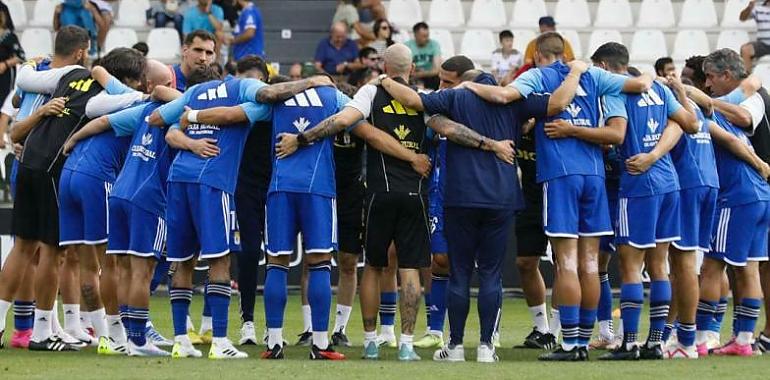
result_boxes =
[387,0,423,30]
[5,0,26,27]
[637,0,675,28]
[511,29,537,52]
[554,0,591,28]
[630,30,667,62]
[722,0,757,29]
[30,0,59,27]
[679,0,718,28]
[559,30,582,59]
[716,30,750,52]
[752,63,770,85]
[460,29,497,63]
[467,0,507,28]
[104,28,139,54]
[146,28,181,61]
[427,0,465,28]
[630,62,655,74]
[115,0,152,27]
[593,0,632,28]
[392,29,411,44]
[587,30,623,57]
[510,0,547,29]
[20,28,52,57]
[431,28,455,57]
[672,30,710,61]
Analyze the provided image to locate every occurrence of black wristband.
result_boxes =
[297,133,309,147]
[477,138,485,150]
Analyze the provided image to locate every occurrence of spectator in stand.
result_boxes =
[0,11,21,115]
[214,0,238,27]
[224,0,264,59]
[491,30,523,86]
[654,56,676,78]
[367,18,394,56]
[132,42,149,56]
[523,16,574,66]
[740,0,770,72]
[183,0,224,41]
[356,0,387,37]
[333,0,376,43]
[0,1,14,31]
[347,46,382,86]
[314,22,360,75]
[148,0,186,39]
[405,22,441,90]
[89,0,113,57]
[288,62,303,80]
[54,0,103,56]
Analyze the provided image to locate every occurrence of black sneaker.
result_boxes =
[260,344,285,359]
[516,328,556,350]
[0,329,4,349]
[331,331,351,347]
[310,344,346,360]
[639,343,663,360]
[598,344,640,360]
[578,346,589,361]
[757,333,770,353]
[538,346,584,361]
[28,337,79,352]
[296,330,312,346]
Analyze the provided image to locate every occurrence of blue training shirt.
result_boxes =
[171,64,186,91]
[670,99,719,190]
[428,136,447,203]
[270,86,351,197]
[232,2,264,59]
[513,62,628,183]
[157,78,270,194]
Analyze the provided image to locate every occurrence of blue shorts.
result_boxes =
[543,175,612,238]
[706,201,770,266]
[599,195,619,253]
[106,197,166,259]
[672,186,718,252]
[165,182,237,262]
[59,168,111,246]
[265,192,337,256]
[615,192,681,249]
[428,189,447,254]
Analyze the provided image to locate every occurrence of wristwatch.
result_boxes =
[375,73,388,86]
[297,132,310,147]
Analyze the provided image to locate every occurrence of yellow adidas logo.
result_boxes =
[394,124,411,140]
[382,100,418,116]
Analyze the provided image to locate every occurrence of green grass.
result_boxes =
[1,295,768,380]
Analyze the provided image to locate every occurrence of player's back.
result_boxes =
[64,130,131,182]
[669,100,719,190]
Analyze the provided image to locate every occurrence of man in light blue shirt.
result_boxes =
[182,0,224,37]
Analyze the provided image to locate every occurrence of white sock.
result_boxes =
[186,315,195,331]
[333,304,352,334]
[599,320,614,339]
[267,328,283,348]
[400,334,413,350]
[212,336,229,346]
[51,302,64,335]
[106,314,127,343]
[31,309,53,342]
[549,309,561,337]
[0,299,10,332]
[62,304,81,332]
[199,316,212,333]
[737,331,753,345]
[616,318,624,339]
[696,330,709,345]
[429,329,444,338]
[80,311,92,331]
[301,305,312,332]
[175,334,192,345]
[91,308,108,338]
[529,304,549,334]
[364,330,377,345]
[313,331,329,349]
[381,324,395,337]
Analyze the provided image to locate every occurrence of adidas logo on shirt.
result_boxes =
[197,83,229,101]
[284,88,323,107]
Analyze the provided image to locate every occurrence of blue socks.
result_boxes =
[429,273,448,333]
[424,292,432,329]
[696,299,718,333]
[620,283,644,347]
[13,300,34,331]
[559,305,579,349]
[127,307,149,346]
[150,258,170,292]
[737,298,762,337]
[711,296,728,334]
[170,287,193,337]
[647,280,671,346]
[598,272,613,323]
[264,264,288,329]
[678,322,696,347]
[308,262,332,334]
[578,308,597,347]
[207,282,231,338]
[379,292,398,327]
[119,304,129,330]
[662,322,675,343]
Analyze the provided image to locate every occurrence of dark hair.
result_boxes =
[224,60,238,76]
[210,62,224,78]
[499,30,513,41]
[269,75,291,84]
[373,19,394,45]
[184,29,217,47]
[54,25,90,56]
[654,57,674,76]
[187,65,221,87]
[684,55,707,87]
[336,82,358,98]
[358,46,377,59]
[704,48,747,80]
[627,66,642,77]
[412,22,429,34]
[132,42,149,56]
[98,47,147,84]
[535,32,564,58]
[590,42,629,71]
[441,55,475,76]
[236,55,269,79]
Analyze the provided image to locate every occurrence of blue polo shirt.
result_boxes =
[233,3,264,59]
[182,5,224,35]
[314,38,358,74]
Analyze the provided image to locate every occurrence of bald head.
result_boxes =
[383,43,413,78]
[330,22,348,47]
[145,59,173,93]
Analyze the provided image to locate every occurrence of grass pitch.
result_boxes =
[1,295,768,380]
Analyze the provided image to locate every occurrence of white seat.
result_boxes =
[629,62,655,75]
[752,64,770,85]
[431,28,455,57]
[593,0,632,28]
[637,0,675,28]
[716,30,751,52]
[103,28,139,54]
[554,0,591,28]
[146,28,181,61]
[115,0,151,27]
[387,0,423,30]
[467,0,507,28]
[460,29,497,62]
[392,29,411,44]
[427,0,465,28]
[722,0,757,28]
[510,29,537,52]
[679,0,718,28]
[20,28,52,57]
[30,0,60,27]
[587,30,623,57]
[5,0,27,27]
[672,30,710,61]
[559,30,582,59]
[510,0,547,29]
[630,30,668,62]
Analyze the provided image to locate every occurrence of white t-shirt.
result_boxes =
[753,5,770,44]
[346,84,431,122]
[741,92,767,136]
[490,49,523,79]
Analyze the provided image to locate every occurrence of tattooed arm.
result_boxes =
[275,107,363,157]
[256,75,334,103]
[427,115,516,164]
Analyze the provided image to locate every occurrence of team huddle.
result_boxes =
[0,23,769,363]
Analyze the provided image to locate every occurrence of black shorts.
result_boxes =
[364,192,430,269]
[337,181,365,254]
[12,165,62,246]
[235,185,267,255]
[515,205,547,257]
[753,41,770,59]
